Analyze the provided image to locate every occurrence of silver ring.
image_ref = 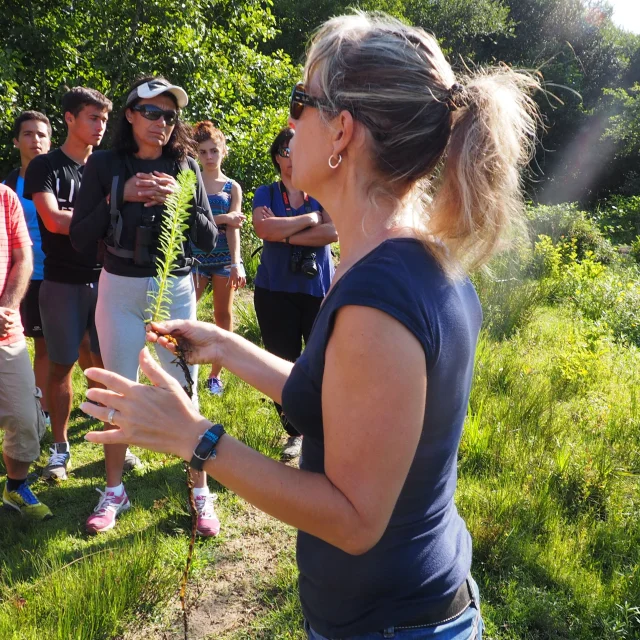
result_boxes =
[107,408,117,425]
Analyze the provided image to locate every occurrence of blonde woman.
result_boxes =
[82,13,539,639]
[191,121,245,396]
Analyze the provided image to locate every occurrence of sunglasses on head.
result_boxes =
[131,104,178,126]
[277,147,291,158]
[289,82,333,120]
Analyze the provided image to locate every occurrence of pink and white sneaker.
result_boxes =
[86,488,131,534]
[194,493,221,537]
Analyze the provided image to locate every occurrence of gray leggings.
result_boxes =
[95,270,198,407]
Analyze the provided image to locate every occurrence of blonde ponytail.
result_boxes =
[427,68,541,273]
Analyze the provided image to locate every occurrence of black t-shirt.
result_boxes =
[70,150,218,278]
[23,148,101,284]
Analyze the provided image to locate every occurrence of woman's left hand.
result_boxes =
[228,264,246,290]
[81,347,209,461]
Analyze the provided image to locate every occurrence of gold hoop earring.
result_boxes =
[328,154,342,169]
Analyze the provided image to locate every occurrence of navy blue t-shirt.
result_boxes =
[281,238,482,638]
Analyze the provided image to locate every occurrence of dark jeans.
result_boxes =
[254,286,323,436]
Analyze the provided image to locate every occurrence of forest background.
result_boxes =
[1,0,640,209]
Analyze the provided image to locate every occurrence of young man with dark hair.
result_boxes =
[0,184,51,519]
[23,87,117,480]
[5,111,52,420]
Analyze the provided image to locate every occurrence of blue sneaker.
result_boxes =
[3,482,53,520]
[205,376,224,396]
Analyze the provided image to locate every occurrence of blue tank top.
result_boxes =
[192,180,231,267]
[281,238,482,638]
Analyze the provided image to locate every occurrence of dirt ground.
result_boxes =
[123,497,296,640]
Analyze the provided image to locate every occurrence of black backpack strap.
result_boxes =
[183,157,201,253]
[4,168,20,193]
[106,154,136,259]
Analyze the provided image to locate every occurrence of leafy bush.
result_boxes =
[532,234,640,346]
[631,236,640,264]
[592,195,640,245]
[526,203,616,263]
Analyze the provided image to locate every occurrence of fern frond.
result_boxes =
[146,169,197,323]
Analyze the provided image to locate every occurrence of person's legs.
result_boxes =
[300,293,323,346]
[95,272,146,489]
[192,271,210,302]
[209,272,234,381]
[47,361,74,445]
[20,280,49,413]
[32,337,49,413]
[254,287,304,447]
[88,272,149,533]
[0,341,51,519]
[39,280,85,472]
[77,331,93,372]
[153,274,219,535]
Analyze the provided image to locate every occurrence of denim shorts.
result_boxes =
[194,264,231,279]
[305,577,483,640]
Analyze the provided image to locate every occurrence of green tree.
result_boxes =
[0,0,297,200]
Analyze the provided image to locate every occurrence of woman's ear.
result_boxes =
[125,108,133,124]
[330,110,356,158]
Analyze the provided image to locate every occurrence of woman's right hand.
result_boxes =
[225,211,246,228]
[306,211,322,226]
[146,319,225,368]
[122,173,176,205]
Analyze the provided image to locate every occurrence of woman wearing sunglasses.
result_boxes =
[81,13,540,639]
[251,126,337,460]
[70,76,220,536]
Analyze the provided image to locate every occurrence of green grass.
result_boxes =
[1,258,639,639]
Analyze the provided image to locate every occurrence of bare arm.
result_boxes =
[214,182,246,228]
[253,206,321,241]
[288,209,338,246]
[83,305,426,555]
[0,246,32,309]
[33,192,73,235]
[226,182,243,264]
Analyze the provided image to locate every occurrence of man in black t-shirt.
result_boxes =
[24,87,112,480]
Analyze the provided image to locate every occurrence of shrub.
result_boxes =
[526,203,616,263]
[592,195,640,245]
[631,236,640,264]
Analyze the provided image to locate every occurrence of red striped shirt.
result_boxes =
[1,183,31,345]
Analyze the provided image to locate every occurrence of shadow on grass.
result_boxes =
[0,462,210,586]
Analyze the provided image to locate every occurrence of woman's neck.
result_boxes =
[320,181,415,273]
[134,143,163,160]
[279,174,301,196]
[202,165,224,181]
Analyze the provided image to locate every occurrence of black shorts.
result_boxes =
[20,280,44,338]
[39,280,100,365]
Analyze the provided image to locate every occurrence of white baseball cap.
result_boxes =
[125,79,188,108]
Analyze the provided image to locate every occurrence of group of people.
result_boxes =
[2,11,543,640]
[1,76,336,536]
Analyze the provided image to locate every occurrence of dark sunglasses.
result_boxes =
[289,82,332,120]
[277,147,290,158]
[131,104,178,126]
